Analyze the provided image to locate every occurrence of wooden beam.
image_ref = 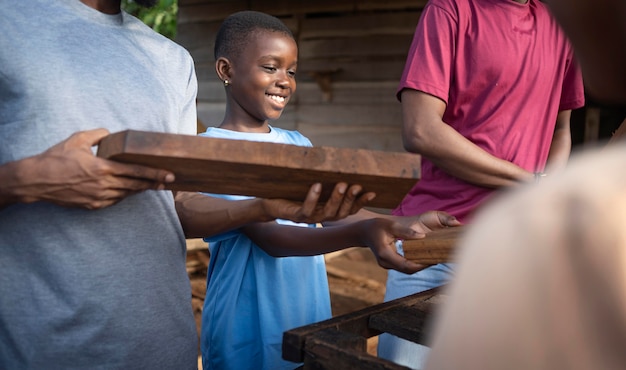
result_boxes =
[401,226,465,264]
[282,287,443,363]
[96,130,421,209]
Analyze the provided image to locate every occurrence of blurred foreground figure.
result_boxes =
[425,0,626,369]
[426,145,626,370]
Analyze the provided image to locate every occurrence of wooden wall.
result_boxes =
[176,0,428,152]
[176,1,626,152]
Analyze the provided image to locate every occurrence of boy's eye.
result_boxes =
[288,70,296,77]
[263,66,277,72]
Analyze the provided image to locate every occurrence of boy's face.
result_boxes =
[229,30,298,124]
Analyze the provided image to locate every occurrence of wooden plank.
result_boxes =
[302,329,410,370]
[297,123,405,152]
[282,287,441,363]
[299,35,413,59]
[178,0,428,14]
[401,226,465,264]
[247,0,356,16]
[297,59,407,83]
[296,104,403,126]
[368,303,434,345]
[294,82,400,105]
[96,130,420,209]
[300,12,421,39]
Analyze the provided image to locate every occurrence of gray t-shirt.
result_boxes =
[0,0,198,368]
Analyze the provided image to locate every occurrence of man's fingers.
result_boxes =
[437,211,462,227]
[417,210,461,230]
[66,128,111,148]
[105,161,176,186]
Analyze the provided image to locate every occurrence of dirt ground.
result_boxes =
[186,239,388,365]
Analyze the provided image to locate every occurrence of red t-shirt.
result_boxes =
[394,0,585,222]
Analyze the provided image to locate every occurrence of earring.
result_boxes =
[223,80,230,86]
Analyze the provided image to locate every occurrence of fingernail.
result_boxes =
[165,173,175,183]
[338,184,347,194]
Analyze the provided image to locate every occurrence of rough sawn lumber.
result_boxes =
[97,130,420,209]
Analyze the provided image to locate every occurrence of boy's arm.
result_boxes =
[175,183,375,239]
[242,218,428,274]
[325,208,460,230]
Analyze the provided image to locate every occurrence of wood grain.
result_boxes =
[402,226,465,264]
[96,130,420,209]
[282,287,443,367]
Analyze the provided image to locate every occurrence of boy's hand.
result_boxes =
[357,218,428,274]
[264,182,376,224]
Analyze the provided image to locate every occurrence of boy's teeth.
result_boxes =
[269,95,285,102]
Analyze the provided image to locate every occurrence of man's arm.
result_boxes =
[0,129,175,211]
[400,89,533,187]
[545,110,573,171]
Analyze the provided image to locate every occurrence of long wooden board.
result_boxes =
[96,130,420,209]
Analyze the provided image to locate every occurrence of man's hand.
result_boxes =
[262,182,376,224]
[1,128,175,210]
[393,210,461,233]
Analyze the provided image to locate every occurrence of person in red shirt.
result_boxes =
[424,0,626,369]
[379,0,585,367]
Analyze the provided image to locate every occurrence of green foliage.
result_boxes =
[122,0,178,39]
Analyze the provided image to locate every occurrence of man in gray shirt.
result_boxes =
[0,0,380,368]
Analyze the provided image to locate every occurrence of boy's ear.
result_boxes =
[215,57,232,82]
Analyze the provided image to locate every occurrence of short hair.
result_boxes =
[214,10,295,60]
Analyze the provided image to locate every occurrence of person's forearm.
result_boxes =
[243,221,365,257]
[175,192,276,238]
[0,161,21,210]
[0,158,36,210]
[545,111,572,172]
[401,90,531,188]
[545,127,571,171]
[411,123,531,187]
